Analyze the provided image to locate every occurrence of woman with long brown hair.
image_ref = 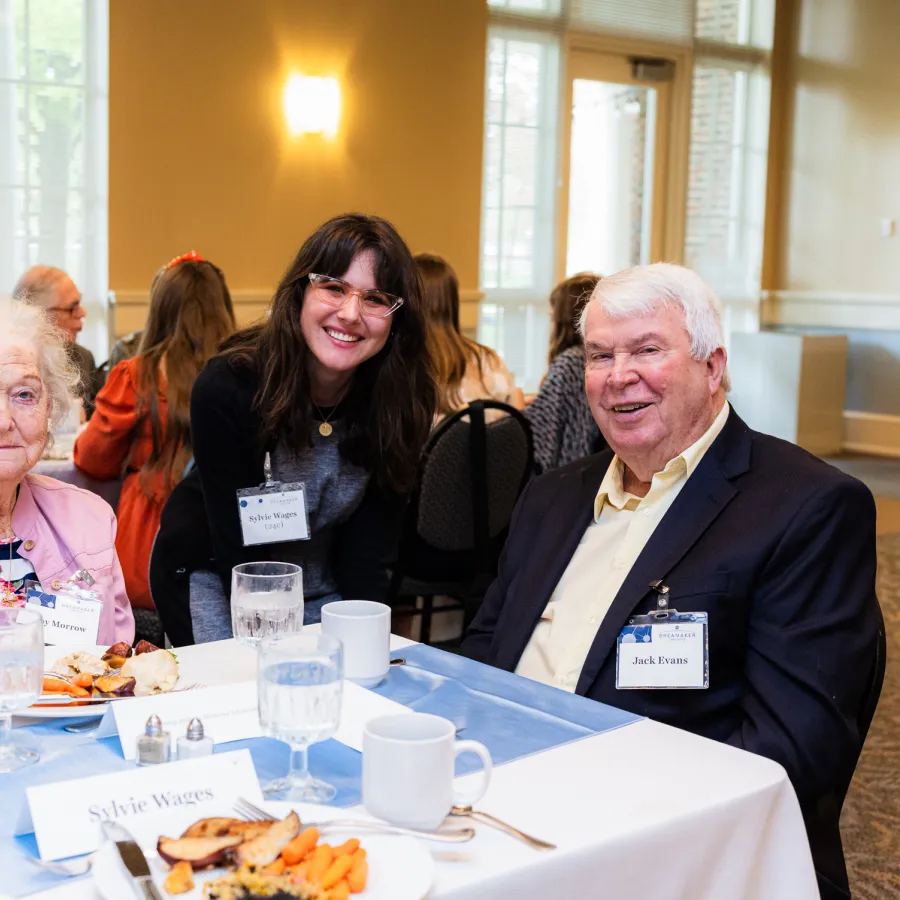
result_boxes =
[74,253,236,610]
[150,214,437,645]
[526,272,604,473]
[416,253,522,419]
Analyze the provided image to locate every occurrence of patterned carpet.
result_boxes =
[841,532,900,898]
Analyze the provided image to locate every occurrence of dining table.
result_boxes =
[2,632,820,900]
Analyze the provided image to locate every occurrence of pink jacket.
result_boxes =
[13,473,135,646]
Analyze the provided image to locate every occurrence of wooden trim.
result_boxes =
[843,411,900,458]
[111,288,485,336]
[762,290,900,329]
[760,0,799,291]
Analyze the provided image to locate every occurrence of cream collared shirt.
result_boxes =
[515,402,730,692]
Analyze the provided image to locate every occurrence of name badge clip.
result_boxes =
[649,580,670,618]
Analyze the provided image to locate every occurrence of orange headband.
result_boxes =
[164,250,204,271]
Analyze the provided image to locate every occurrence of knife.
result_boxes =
[101,820,164,900]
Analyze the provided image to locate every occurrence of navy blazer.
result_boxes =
[463,410,878,899]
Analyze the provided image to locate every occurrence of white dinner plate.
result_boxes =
[92,802,435,900]
[25,645,181,720]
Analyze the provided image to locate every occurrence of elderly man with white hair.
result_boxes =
[13,265,99,415]
[463,263,879,900]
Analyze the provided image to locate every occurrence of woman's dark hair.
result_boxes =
[548,272,601,364]
[415,253,500,418]
[137,259,236,495]
[222,213,437,493]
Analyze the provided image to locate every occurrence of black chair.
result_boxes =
[388,400,533,646]
[838,596,887,806]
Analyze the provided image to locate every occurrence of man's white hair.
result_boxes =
[1,294,77,431]
[577,262,730,392]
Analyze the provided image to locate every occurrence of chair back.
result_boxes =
[396,400,533,586]
[858,597,887,744]
[838,596,887,808]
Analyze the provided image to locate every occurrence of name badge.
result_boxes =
[237,452,310,546]
[616,611,709,690]
[25,582,102,645]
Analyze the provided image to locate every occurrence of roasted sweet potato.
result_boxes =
[103,641,133,659]
[157,834,243,870]
[180,817,240,839]
[163,860,194,895]
[134,639,161,655]
[233,811,301,867]
[93,675,136,696]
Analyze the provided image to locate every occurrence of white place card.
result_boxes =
[25,585,102,645]
[96,682,260,760]
[19,750,263,861]
[95,679,411,759]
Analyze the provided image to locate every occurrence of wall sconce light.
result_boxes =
[284,74,340,136]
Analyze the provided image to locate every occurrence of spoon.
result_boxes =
[449,805,556,851]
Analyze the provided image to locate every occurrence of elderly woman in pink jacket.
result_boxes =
[0,296,134,645]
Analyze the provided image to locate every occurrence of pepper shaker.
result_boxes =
[135,715,170,765]
[176,717,214,760]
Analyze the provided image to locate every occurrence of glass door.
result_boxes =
[558,50,672,279]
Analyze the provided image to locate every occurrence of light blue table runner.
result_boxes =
[1,645,640,897]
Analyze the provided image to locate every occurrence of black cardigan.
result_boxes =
[187,355,408,603]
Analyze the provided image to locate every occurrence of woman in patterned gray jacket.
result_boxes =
[526,273,605,473]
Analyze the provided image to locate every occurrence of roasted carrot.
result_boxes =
[72,673,94,689]
[347,855,368,893]
[41,677,89,697]
[320,855,354,890]
[332,838,360,858]
[282,827,320,865]
[263,857,286,875]
[329,881,351,900]
[306,844,334,884]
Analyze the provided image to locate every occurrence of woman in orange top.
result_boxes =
[74,253,236,608]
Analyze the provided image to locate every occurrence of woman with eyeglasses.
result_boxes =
[150,214,437,644]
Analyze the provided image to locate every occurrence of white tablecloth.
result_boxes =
[13,638,819,900]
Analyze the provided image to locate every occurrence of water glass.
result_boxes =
[257,632,343,802]
[231,562,303,647]
[0,607,44,772]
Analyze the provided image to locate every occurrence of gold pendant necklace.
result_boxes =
[313,384,350,438]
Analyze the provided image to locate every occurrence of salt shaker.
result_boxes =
[176,717,214,760]
[136,715,170,765]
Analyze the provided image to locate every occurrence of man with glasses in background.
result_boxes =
[13,265,100,417]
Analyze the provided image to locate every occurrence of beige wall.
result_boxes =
[780,0,900,294]
[110,0,487,334]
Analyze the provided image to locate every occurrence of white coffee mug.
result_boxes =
[363,713,493,830]
[321,600,391,687]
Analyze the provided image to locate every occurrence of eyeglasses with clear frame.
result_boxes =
[308,273,403,318]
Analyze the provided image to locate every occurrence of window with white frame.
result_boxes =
[479,0,775,389]
[685,0,774,300]
[0,0,109,356]
[479,26,558,390]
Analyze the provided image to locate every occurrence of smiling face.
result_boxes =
[300,249,393,392]
[0,336,50,485]
[584,301,726,482]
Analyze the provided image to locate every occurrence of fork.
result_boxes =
[234,797,475,843]
[27,852,95,877]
